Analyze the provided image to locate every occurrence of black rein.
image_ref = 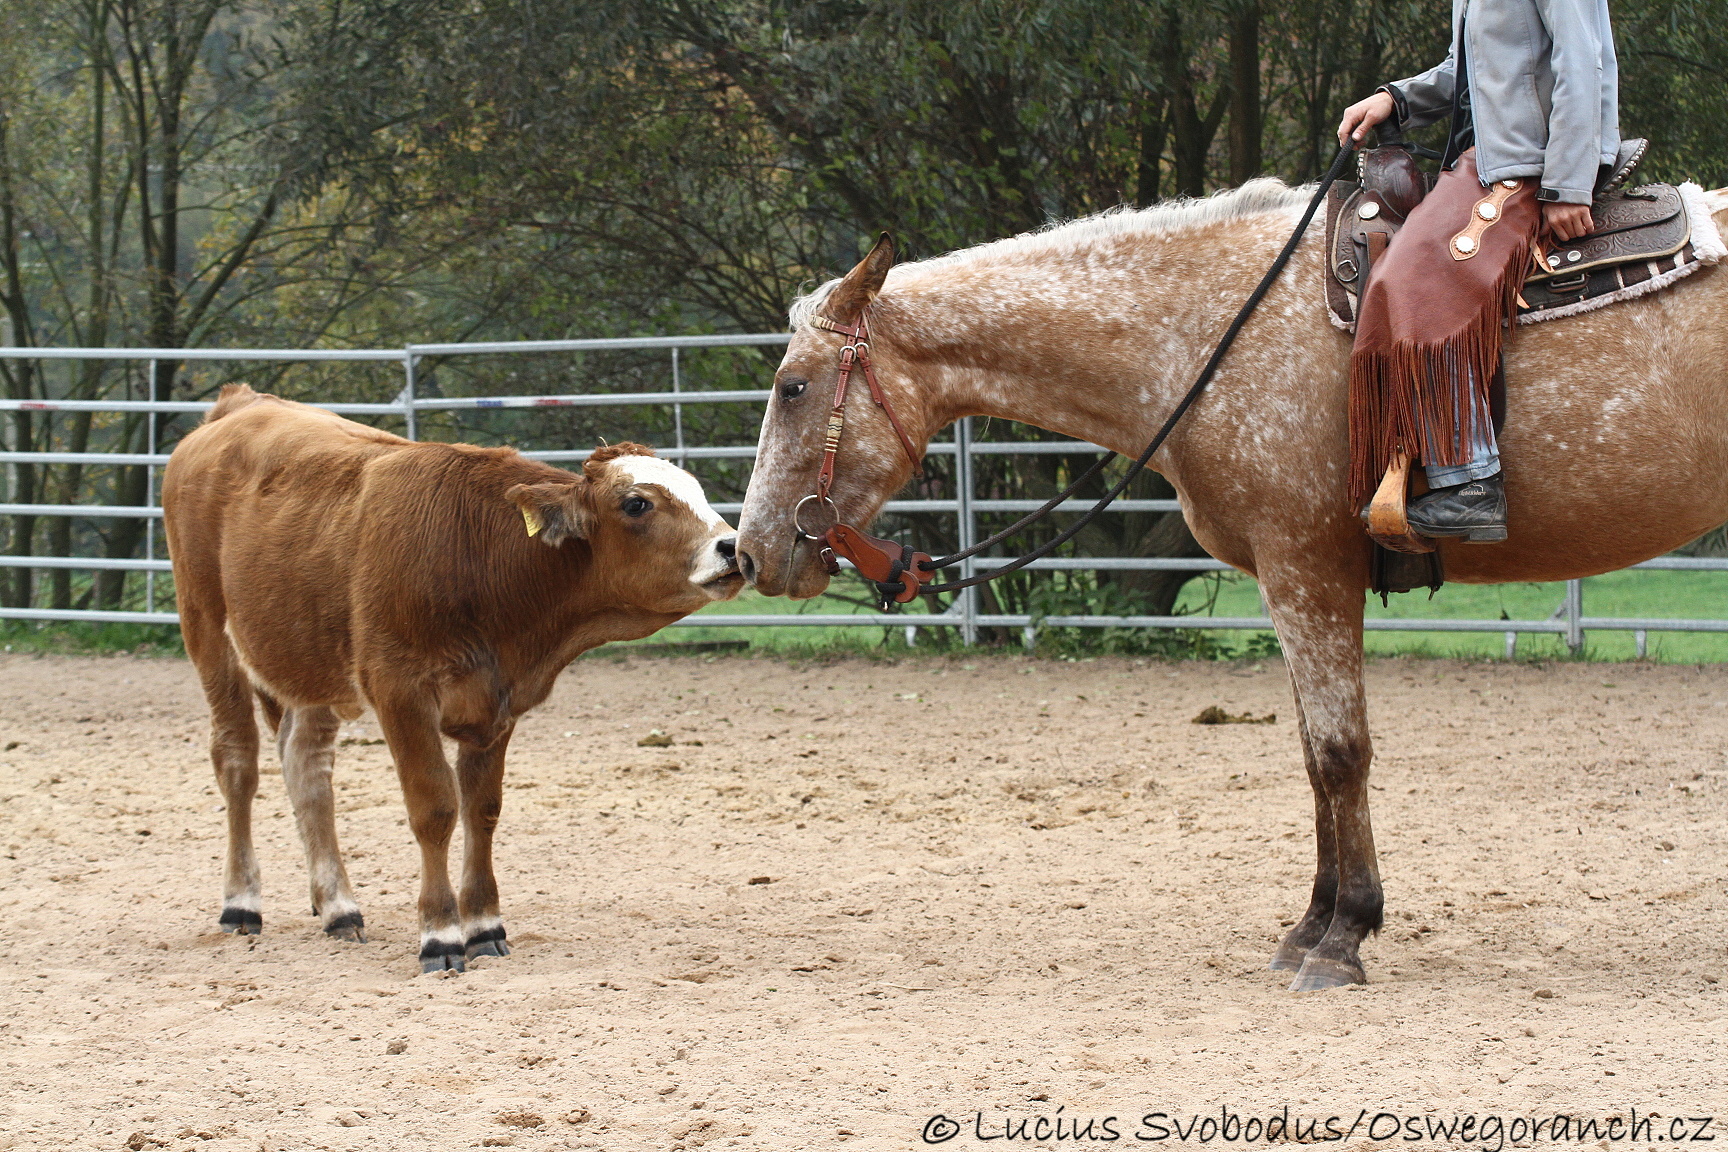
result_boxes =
[879,145,1358,604]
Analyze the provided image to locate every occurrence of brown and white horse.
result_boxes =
[735,180,1728,990]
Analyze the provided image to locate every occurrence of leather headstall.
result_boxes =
[798,308,934,607]
[796,147,1359,610]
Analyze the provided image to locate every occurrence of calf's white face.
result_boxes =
[608,454,741,594]
[507,443,743,615]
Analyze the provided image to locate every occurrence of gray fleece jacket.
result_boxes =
[1388,0,1620,204]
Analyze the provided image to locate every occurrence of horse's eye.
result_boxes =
[622,495,652,517]
[779,378,808,401]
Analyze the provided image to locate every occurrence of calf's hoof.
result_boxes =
[324,911,366,943]
[466,926,510,960]
[420,938,467,974]
[1287,955,1367,992]
[219,907,262,935]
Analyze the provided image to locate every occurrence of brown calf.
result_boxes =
[163,385,741,971]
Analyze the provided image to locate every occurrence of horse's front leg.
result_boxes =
[1267,697,1341,972]
[1259,565,1382,990]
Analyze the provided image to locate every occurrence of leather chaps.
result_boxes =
[1347,149,1542,510]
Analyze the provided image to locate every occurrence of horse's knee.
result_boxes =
[214,762,259,802]
[1309,733,1372,792]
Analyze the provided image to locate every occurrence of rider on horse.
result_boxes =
[1336,0,1620,542]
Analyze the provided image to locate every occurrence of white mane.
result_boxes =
[788,177,1313,329]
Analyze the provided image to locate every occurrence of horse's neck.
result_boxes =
[878,218,1303,456]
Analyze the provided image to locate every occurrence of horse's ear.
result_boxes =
[819,233,895,325]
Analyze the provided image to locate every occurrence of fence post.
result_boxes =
[671,347,685,460]
[955,416,978,645]
[402,352,418,441]
[145,358,157,615]
[1564,578,1584,654]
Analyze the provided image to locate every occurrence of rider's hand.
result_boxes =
[1337,91,1396,147]
[1543,202,1595,242]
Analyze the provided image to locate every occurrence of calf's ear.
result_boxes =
[505,480,590,546]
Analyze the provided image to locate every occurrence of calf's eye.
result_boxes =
[622,495,652,517]
[779,378,808,401]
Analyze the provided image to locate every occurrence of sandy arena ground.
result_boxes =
[1,651,1725,1151]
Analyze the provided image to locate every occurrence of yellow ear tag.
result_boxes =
[521,507,543,537]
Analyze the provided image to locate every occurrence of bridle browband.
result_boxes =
[794,145,1357,611]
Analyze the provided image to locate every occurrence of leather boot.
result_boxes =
[1406,473,1507,543]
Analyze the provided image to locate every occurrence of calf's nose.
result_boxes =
[716,535,737,563]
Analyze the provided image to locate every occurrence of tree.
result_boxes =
[7,0,1728,630]
[0,0,458,608]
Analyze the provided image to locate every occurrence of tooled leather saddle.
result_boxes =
[1327,138,1715,334]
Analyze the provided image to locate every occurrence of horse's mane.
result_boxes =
[788,177,1314,329]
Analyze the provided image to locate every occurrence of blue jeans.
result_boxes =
[1423,372,1500,488]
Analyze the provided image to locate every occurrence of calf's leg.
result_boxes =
[277,705,366,940]
[456,725,514,961]
[375,691,465,972]
[191,641,264,935]
[1259,565,1382,991]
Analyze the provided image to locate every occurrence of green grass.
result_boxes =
[1166,568,1728,663]
[7,568,1728,663]
[612,566,1728,663]
[629,575,969,657]
[0,619,186,657]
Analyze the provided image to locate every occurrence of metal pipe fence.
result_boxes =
[3,336,1726,655]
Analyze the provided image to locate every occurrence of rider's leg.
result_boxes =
[1347,148,1537,533]
[1422,371,1499,488]
[1409,366,1507,541]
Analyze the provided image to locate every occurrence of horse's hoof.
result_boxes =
[466,927,510,960]
[219,907,262,936]
[1268,939,1310,972]
[420,937,466,974]
[324,911,366,943]
[1288,955,1366,992]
